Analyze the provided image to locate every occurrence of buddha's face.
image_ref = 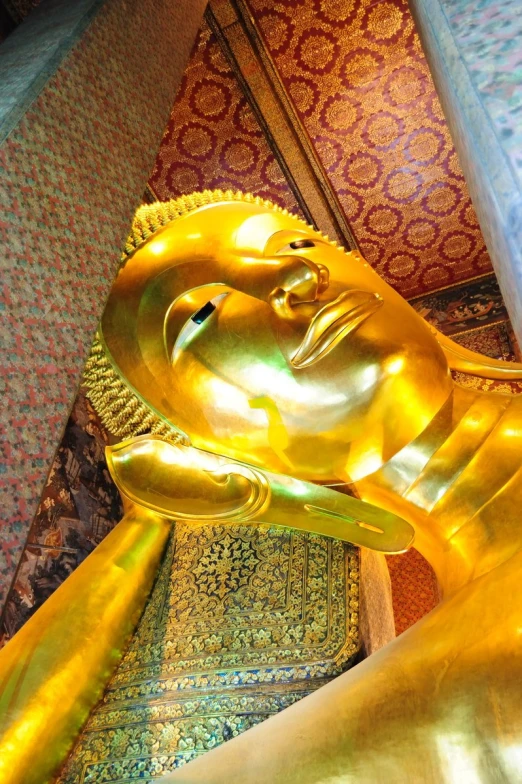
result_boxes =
[102,201,452,482]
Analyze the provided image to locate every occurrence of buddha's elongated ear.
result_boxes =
[434,327,522,379]
[106,436,414,554]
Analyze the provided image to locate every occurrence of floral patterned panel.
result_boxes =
[57,525,359,781]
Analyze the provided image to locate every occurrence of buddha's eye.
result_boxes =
[172,291,228,362]
[290,239,315,250]
[191,300,216,325]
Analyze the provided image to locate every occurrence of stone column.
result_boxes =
[0,0,206,604]
[409,0,522,344]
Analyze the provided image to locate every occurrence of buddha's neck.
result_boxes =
[355,385,522,596]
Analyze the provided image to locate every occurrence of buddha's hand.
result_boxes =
[106,435,270,523]
[107,435,414,553]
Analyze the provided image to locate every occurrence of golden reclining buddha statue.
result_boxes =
[1,191,522,784]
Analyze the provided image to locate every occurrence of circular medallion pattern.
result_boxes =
[404,219,440,250]
[313,0,357,25]
[426,94,446,125]
[314,135,343,172]
[339,191,364,222]
[344,152,383,190]
[233,98,262,137]
[358,239,381,266]
[459,202,479,229]
[261,158,287,189]
[422,182,460,216]
[189,78,232,122]
[404,128,445,167]
[287,76,320,118]
[383,251,419,279]
[258,9,293,53]
[363,205,402,237]
[166,162,203,194]
[151,11,493,302]
[384,168,423,203]
[384,67,427,107]
[364,2,404,41]
[362,112,404,151]
[422,265,451,289]
[341,49,383,89]
[150,24,300,218]
[440,231,476,263]
[203,39,231,76]
[320,94,361,135]
[221,139,259,175]
[473,248,491,273]
[177,122,217,160]
[447,151,464,179]
[295,30,340,75]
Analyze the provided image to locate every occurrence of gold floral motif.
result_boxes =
[366,3,404,39]
[57,524,359,781]
[191,532,261,602]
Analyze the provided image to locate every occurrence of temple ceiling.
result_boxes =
[148,0,493,299]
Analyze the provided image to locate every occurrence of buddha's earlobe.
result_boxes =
[435,327,522,380]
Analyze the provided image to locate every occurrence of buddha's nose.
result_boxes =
[268,258,329,319]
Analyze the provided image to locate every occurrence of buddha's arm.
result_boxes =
[164,549,522,784]
[0,507,169,784]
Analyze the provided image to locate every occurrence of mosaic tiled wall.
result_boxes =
[149,20,303,216]
[409,0,522,345]
[246,0,492,298]
[441,0,522,179]
[0,0,206,607]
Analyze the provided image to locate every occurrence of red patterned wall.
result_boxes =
[247,0,492,298]
[386,548,439,634]
[149,21,303,215]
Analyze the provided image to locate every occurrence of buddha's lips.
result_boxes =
[291,290,383,369]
